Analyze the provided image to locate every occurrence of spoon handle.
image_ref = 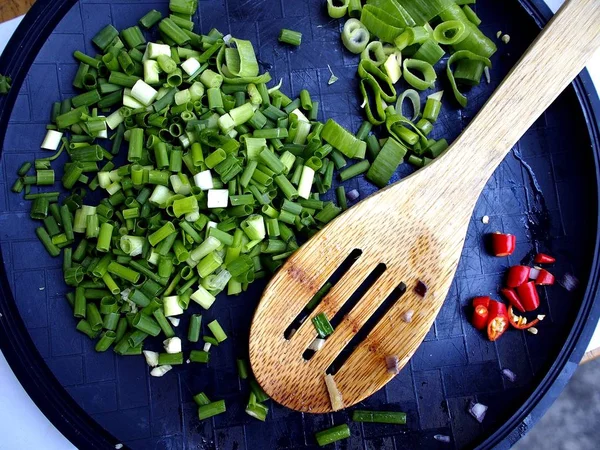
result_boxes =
[434,0,600,193]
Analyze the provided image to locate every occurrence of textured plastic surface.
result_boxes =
[0,0,599,449]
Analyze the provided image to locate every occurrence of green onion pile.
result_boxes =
[8,0,381,426]
[8,0,498,442]
[329,0,497,178]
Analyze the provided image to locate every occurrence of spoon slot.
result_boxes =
[326,282,407,375]
[302,262,387,361]
[284,249,362,340]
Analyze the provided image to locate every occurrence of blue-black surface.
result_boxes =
[0,0,597,449]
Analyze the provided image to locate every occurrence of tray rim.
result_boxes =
[0,1,598,449]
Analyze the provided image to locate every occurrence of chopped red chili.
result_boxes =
[472,296,490,309]
[500,288,526,313]
[508,305,540,330]
[534,253,555,264]
[515,281,540,312]
[506,266,530,288]
[487,300,509,341]
[472,305,489,330]
[489,232,516,257]
[535,269,555,286]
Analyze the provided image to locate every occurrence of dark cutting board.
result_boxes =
[0,0,599,449]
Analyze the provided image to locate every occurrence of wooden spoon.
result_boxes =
[249,0,600,413]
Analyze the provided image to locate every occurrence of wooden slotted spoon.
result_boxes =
[249,0,600,413]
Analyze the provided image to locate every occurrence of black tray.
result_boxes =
[0,0,599,449]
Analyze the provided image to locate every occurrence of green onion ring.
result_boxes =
[360,78,386,125]
[360,41,387,67]
[446,50,491,107]
[357,60,397,103]
[327,0,350,19]
[395,89,421,122]
[341,19,370,54]
[402,58,437,91]
[433,20,467,45]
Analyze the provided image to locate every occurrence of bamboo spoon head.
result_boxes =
[249,165,478,413]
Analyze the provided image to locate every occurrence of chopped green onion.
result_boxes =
[279,29,302,46]
[312,312,334,338]
[352,410,407,424]
[315,424,351,447]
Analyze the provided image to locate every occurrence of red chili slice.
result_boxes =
[515,281,540,312]
[487,300,509,341]
[506,266,530,288]
[534,253,556,264]
[472,305,489,330]
[472,296,490,309]
[535,269,555,286]
[500,288,526,313]
[490,232,516,257]
[508,305,540,330]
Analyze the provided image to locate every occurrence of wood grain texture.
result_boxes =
[582,348,600,364]
[250,0,600,413]
[0,0,34,23]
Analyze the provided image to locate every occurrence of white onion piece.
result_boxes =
[529,267,541,280]
[167,317,180,327]
[194,170,214,190]
[181,57,201,76]
[150,365,172,377]
[115,444,124,450]
[502,368,517,383]
[290,108,310,123]
[163,337,182,354]
[203,342,212,352]
[324,374,344,410]
[347,189,360,201]
[131,80,158,106]
[41,130,63,151]
[386,355,399,374]
[309,338,326,352]
[434,435,451,443]
[298,166,315,199]
[401,310,414,323]
[428,90,444,102]
[468,402,488,423]
[384,53,401,84]
[484,66,491,84]
[147,42,171,59]
[143,350,159,368]
[207,189,229,208]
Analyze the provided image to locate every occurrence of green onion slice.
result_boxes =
[446,50,491,107]
[327,0,350,19]
[360,41,386,67]
[395,89,421,122]
[360,78,386,126]
[433,20,467,45]
[341,19,370,54]
[357,60,396,103]
[360,5,405,43]
[402,58,437,91]
[225,38,259,78]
